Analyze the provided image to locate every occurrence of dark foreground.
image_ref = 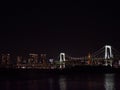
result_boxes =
[0,66,120,79]
[0,66,120,90]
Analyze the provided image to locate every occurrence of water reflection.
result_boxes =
[59,76,67,90]
[49,78,54,90]
[27,80,39,90]
[104,74,115,90]
[0,73,119,90]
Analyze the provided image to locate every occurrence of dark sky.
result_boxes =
[0,1,120,57]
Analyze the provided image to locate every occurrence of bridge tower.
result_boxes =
[60,53,65,69]
[104,45,113,66]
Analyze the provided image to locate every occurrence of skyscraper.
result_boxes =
[1,54,10,65]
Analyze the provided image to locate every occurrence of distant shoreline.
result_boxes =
[0,65,120,75]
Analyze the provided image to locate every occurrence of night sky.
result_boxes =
[0,1,120,57]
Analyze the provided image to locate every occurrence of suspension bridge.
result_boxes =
[58,45,120,69]
[0,45,120,70]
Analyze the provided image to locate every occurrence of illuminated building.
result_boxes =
[87,53,91,65]
[40,54,46,64]
[49,59,54,64]
[29,53,38,64]
[1,54,10,65]
[17,56,22,65]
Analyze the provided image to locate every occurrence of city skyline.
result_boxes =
[0,2,120,90]
[0,45,119,69]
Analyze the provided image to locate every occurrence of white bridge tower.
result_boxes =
[60,53,66,69]
[104,45,113,66]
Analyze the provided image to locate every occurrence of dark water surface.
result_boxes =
[0,73,120,90]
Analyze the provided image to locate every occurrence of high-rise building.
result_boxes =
[87,53,91,65]
[40,54,46,64]
[1,54,10,65]
[29,53,38,64]
[17,56,22,65]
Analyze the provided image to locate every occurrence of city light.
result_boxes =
[0,45,120,69]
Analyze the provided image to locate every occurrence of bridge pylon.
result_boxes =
[104,45,113,66]
[60,53,66,69]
